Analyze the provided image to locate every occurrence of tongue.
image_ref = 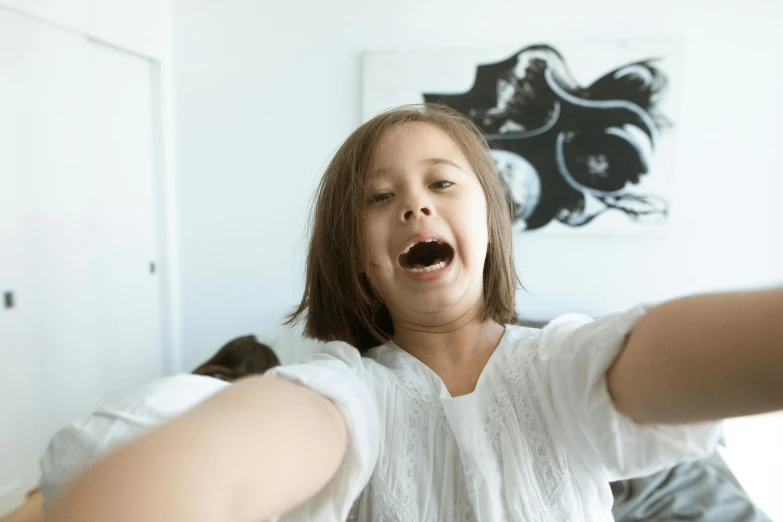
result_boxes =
[411,257,443,269]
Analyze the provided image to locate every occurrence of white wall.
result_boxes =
[0,0,167,59]
[171,0,782,516]
[171,0,783,360]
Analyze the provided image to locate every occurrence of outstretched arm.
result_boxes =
[608,288,783,425]
[45,376,347,522]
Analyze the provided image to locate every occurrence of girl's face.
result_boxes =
[364,122,489,327]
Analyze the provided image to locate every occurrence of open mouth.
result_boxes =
[398,239,455,273]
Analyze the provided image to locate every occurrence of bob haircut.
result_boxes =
[290,104,519,351]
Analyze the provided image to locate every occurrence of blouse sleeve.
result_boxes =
[266,341,380,522]
[539,306,723,482]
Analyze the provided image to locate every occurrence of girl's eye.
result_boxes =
[369,192,393,204]
[430,180,454,189]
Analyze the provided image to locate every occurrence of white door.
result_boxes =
[0,9,163,513]
[0,12,95,511]
[88,41,163,399]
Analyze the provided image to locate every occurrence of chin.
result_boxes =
[407,288,478,317]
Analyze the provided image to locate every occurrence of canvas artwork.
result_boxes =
[362,38,685,236]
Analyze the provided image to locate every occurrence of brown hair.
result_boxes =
[289,104,519,351]
[192,335,281,382]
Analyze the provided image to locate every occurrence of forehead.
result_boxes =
[369,122,471,179]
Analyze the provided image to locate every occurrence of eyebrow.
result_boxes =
[370,157,464,179]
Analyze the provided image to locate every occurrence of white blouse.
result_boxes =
[269,306,721,522]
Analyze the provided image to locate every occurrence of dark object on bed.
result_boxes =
[192,335,280,382]
[612,451,771,521]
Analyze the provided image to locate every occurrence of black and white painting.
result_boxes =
[362,38,684,235]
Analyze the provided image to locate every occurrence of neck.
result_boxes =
[391,303,506,394]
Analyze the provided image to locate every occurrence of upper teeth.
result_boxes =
[401,238,439,256]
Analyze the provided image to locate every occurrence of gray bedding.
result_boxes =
[611,451,772,521]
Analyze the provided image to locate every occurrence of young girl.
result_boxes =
[46,105,783,522]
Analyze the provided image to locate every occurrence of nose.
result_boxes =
[399,185,435,222]
[403,206,431,221]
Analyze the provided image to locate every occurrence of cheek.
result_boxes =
[464,192,490,247]
[364,253,394,306]
[364,216,388,264]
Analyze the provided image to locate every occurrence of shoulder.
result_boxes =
[548,306,648,350]
[288,340,400,376]
[503,315,592,343]
[515,306,648,357]
[527,306,652,400]
[497,309,643,373]
[500,318,591,357]
[268,340,387,390]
